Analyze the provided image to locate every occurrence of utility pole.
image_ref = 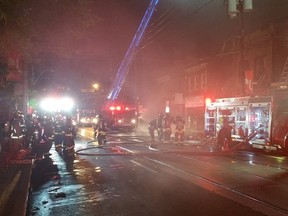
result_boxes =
[228,0,253,96]
[239,0,245,95]
[23,66,29,114]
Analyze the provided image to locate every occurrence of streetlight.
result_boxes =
[92,83,99,91]
[228,0,253,95]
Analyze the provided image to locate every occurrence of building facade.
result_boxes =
[153,18,288,138]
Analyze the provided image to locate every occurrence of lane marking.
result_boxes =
[130,160,157,174]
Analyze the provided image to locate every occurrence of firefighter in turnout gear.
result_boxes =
[216,120,232,151]
[174,116,185,145]
[54,118,64,151]
[148,118,157,148]
[148,113,164,147]
[163,113,173,143]
[148,119,157,141]
[94,115,109,146]
[62,117,75,155]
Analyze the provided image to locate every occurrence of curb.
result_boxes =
[0,159,34,216]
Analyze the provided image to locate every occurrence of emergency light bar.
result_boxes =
[109,106,121,111]
[108,105,136,112]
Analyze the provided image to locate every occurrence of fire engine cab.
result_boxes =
[205,96,288,153]
[102,102,138,130]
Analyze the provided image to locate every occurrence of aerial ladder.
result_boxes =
[278,56,288,89]
[107,0,159,100]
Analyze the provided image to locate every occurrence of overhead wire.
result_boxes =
[107,0,217,100]
[111,0,211,68]
[139,0,217,51]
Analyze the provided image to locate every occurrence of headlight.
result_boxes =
[92,118,98,123]
[117,119,122,123]
[72,120,77,126]
[131,119,136,124]
[40,97,74,112]
[80,118,86,123]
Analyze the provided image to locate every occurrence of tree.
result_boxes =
[0,0,103,112]
[0,0,101,59]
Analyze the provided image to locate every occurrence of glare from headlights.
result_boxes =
[131,119,136,124]
[72,120,77,126]
[40,97,74,112]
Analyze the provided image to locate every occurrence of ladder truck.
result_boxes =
[101,0,159,130]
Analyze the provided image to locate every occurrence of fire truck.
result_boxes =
[204,95,288,153]
[101,102,138,130]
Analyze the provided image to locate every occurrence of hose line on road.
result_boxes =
[75,139,145,156]
[75,130,260,157]
[75,140,243,157]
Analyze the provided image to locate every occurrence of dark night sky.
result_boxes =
[47,0,288,95]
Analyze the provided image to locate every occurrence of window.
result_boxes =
[254,56,266,81]
[201,72,207,89]
[194,74,200,90]
[188,72,207,92]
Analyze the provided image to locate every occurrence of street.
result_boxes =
[27,128,288,216]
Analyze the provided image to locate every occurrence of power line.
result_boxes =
[139,0,217,51]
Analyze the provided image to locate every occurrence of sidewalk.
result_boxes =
[0,151,33,216]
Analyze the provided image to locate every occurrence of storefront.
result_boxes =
[185,96,205,137]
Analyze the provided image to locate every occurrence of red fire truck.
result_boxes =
[204,95,288,153]
[101,102,138,130]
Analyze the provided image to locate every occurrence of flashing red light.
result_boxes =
[205,98,212,106]
[109,104,135,112]
[109,105,122,111]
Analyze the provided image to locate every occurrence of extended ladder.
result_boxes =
[107,0,159,100]
[278,56,288,84]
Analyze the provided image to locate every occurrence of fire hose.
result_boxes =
[75,126,263,157]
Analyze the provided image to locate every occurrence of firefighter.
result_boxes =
[10,111,23,137]
[148,118,158,148]
[9,111,25,155]
[24,114,34,149]
[163,113,173,143]
[148,118,157,141]
[174,116,185,145]
[94,115,109,146]
[216,120,232,150]
[54,118,64,151]
[62,117,75,155]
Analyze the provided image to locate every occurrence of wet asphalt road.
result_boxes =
[26,128,288,216]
